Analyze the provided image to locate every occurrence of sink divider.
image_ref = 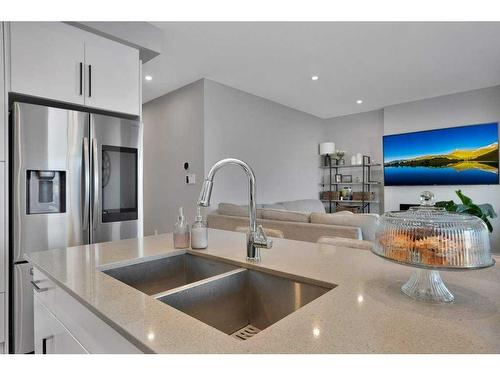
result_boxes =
[152,267,248,300]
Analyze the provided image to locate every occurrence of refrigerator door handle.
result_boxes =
[30,280,48,293]
[83,137,90,231]
[92,138,99,230]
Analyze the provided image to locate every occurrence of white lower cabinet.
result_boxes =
[34,295,88,354]
[32,267,141,354]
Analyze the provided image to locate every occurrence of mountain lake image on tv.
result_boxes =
[383,123,499,186]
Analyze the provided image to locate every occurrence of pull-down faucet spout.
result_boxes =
[197,158,272,261]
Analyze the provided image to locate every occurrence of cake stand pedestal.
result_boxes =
[401,269,454,303]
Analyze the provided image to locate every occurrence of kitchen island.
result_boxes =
[26,229,500,353]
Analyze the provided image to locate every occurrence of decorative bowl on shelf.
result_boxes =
[372,191,495,303]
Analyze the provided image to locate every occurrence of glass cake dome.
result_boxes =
[372,191,494,303]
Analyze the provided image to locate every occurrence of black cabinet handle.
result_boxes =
[88,65,92,97]
[79,62,83,95]
[42,336,53,354]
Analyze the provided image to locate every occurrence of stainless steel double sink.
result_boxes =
[103,253,334,340]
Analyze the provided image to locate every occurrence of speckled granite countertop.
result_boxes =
[26,229,500,353]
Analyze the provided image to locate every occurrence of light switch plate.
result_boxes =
[185,174,196,184]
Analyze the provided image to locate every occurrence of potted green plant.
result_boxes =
[436,190,497,233]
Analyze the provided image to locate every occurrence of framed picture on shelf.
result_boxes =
[341,175,352,183]
[335,174,342,183]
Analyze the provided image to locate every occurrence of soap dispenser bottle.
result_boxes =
[173,206,190,249]
[191,207,208,249]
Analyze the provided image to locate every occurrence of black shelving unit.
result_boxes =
[320,155,380,213]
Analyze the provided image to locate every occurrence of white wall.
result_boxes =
[384,86,500,251]
[142,80,204,235]
[323,110,385,213]
[203,79,324,207]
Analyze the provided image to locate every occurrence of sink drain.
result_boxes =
[231,324,261,340]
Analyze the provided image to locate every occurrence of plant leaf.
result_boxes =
[455,189,473,206]
[436,200,457,212]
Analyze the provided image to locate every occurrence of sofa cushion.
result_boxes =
[317,236,373,250]
[310,212,379,241]
[207,213,362,242]
[218,203,263,219]
[261,209,311,223]
[277,199,326,213]
[262,203,286,210]
[235,226,285,238]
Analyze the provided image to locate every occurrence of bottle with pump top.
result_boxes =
[191,206,208,249]
[173,206,190,249]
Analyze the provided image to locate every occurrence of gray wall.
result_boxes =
[323,110,384,213]
[203,79,324,207]
[142,78,500,252]
[384,85,500,251]
[142,79,204,235]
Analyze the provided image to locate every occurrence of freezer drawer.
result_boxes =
[13,263,34,353]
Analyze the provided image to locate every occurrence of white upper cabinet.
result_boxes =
[10,22,85,106]
[9,22,140,116]
[84,34,140,116]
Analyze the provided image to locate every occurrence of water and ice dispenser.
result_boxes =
[26,170,66,214]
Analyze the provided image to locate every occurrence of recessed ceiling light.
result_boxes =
[356,99,363,104]
[311,75,319,81]
[145,75,153,81]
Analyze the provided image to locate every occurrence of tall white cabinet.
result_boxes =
[1,22,6,354]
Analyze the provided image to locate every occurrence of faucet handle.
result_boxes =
[254,225,273,249]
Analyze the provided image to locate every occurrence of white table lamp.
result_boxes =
[319,142,335,155]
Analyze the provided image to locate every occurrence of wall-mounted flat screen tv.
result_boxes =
[383,123,499,186]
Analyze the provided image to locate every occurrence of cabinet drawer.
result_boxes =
[34,295,88,354]
[0,292,5,343]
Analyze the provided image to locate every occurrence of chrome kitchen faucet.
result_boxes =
[198,158,273,261]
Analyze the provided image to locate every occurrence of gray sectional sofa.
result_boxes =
[207,199,379,243]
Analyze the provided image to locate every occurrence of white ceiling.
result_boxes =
[143,22,500,119]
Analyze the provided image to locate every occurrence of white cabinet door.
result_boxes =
[10,22,85,105]
[34,296,88,354]
[84,35,140,115]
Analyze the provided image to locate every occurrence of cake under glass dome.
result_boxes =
[372,191,494,303]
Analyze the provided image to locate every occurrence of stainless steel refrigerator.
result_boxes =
[10,102,142,353]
